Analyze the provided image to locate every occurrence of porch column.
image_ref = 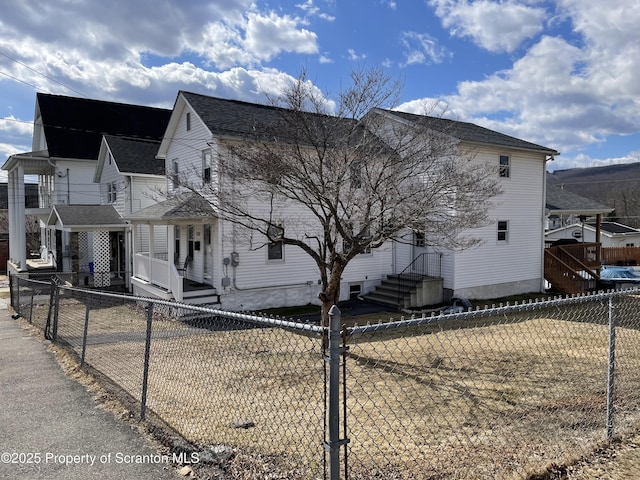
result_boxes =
[167,224,174,281]
[7,170,15,264]
[595,214,602,274]
[92,230,111,288]
[148,223,155,282]
[16,165,27,269]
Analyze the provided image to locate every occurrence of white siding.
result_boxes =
[451,147,546,296]
[130,176,165,215]
[97,154,125,213]
[54,159,101,205]
[165,106,212,195]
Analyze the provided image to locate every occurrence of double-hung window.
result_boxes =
[497,220,509,243]
[267,224,284,261]
[499,155,510,178]
[107,182,117,203]
[172,160,179,190]
[202,150,212,183]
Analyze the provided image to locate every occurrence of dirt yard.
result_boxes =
[23,296,640,479]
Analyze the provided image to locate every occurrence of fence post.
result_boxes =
[28,285,35,324]
[16,274,21,315]
[51,280,61,343]
[140,301,154,420]
[80,290,91,366]
[8,272,14,310]
[606,295,616,439]
[325,305,348,480]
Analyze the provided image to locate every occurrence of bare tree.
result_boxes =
[192,68,501,324]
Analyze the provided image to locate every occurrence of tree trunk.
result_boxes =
[319,260,346,327]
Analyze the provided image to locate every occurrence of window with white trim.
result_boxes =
[202,149,212,183]
[267,224,284,261]
[172,160,179,189]
[186,112,191,131]
[107,182,117,203]
[497,220,509,243]
[499,155,510,178]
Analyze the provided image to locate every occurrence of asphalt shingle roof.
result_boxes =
[180,91,365,145]
[546,184,612,214]
[587,222,640,235]
[51,205,126,228]
[381,109,559,155]
[126,193,215,221]
[37,93,171,160]
[103,135,164,175]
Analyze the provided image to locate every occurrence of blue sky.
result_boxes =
[1,0,639,180]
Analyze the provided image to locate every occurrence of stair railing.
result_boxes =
[396,253,442,307]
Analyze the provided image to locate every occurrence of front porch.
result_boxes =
[131,252,219,304]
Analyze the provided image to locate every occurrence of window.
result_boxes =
[174,225,181,264]
[186,112,191,131]
[497,220,509,243]
[202,150,212,183]
[267,224,284,261]
[107,182,117,203]
[414,231,425,247]
[172,160,179,189]
[350,160,362,188]
[499,155,510,178]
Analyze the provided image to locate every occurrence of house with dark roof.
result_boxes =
[546,222,640,248]
[2,93,170,281]
[545,183,613,230]
[128,91,561,309]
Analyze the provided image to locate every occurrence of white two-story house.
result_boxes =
[2,93,170,285]
[128,91,559,310]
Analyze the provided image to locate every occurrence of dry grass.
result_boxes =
[27,297,640,479]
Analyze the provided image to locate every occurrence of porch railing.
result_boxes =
[133,252,184,301]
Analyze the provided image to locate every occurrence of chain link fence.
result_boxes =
[8,272,640,479]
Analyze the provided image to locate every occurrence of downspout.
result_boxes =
[542,156,550,293]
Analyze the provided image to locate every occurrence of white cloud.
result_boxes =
[400,32,450,66]
[400,0,640,163]
[429,0,547,52]
[244,11,319,60]
[347,49,367,61]
[296,0,336,21]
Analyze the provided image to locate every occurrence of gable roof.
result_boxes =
[102,135,164,176]
[36,93,171,160]
[47,204,126,229]
[546,184,613,215]
[376,109,559,156]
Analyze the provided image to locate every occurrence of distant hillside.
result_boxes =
[547,163,640,227]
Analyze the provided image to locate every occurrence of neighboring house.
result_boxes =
[92,135,167,288]
[545,222,640,248]
[129,91,560,309]
[364,108,559,301]
[0,184,40,274]
[2,93,171,282]
[545,183,613,231]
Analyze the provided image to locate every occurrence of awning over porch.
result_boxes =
[126,192,215,224]
[47,204,127,230]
